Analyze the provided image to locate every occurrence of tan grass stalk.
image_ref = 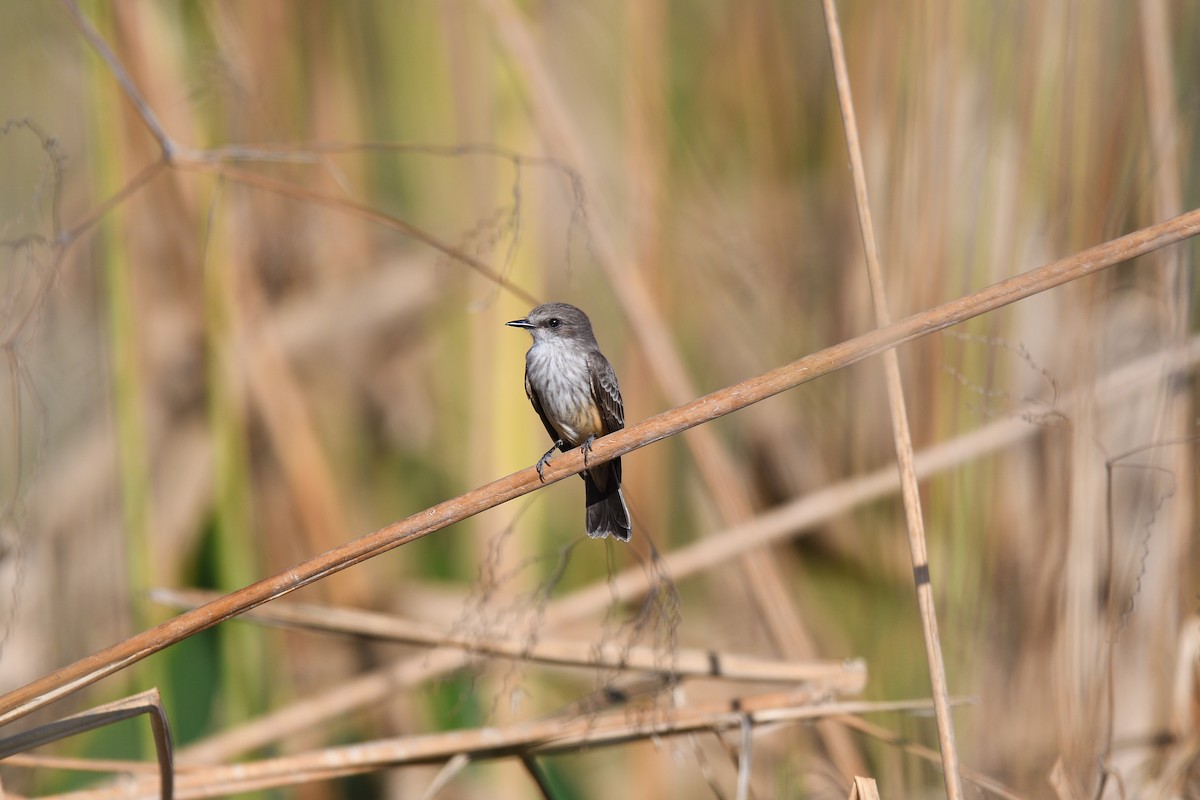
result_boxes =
[47,696,949,800]
[2,200,1199,729]
[150,588,867,690]
[1128,5,1193,797]
[1139,0,1185,300]
[0,755,158,775]
[847,776,880,800]
[818,1,963,795]
[735,713,753,800]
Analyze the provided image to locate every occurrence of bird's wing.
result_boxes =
[588,351,625,433]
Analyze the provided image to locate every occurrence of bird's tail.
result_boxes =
[584,460,631,542]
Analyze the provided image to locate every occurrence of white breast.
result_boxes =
[526,340,596,445]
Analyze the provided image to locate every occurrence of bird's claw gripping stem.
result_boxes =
[536,440,563,482]
[581,434,597,467]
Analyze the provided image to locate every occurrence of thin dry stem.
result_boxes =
[47,696,950,800]
[151,588,868,690]
[819,0,963,795]
[0,755,160,775]
[847,776,881,800]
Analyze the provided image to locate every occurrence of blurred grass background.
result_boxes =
[1,0,1198,797]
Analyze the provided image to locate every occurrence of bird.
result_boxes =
[506,303,631,541]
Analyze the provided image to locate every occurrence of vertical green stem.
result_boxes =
[202,205,268,729]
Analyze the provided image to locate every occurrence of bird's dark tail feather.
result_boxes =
[584,466,631,542]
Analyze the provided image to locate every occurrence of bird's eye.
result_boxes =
[548,318,561,328]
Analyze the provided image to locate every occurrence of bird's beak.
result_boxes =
[505,318,534,329]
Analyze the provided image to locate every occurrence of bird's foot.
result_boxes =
[581,434,597,466]
[536,440,563,482]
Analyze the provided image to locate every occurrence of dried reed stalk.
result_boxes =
[151,588,868,690]
[819,0,963,796]
[847,776,881,800]
[47,696,949,800]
